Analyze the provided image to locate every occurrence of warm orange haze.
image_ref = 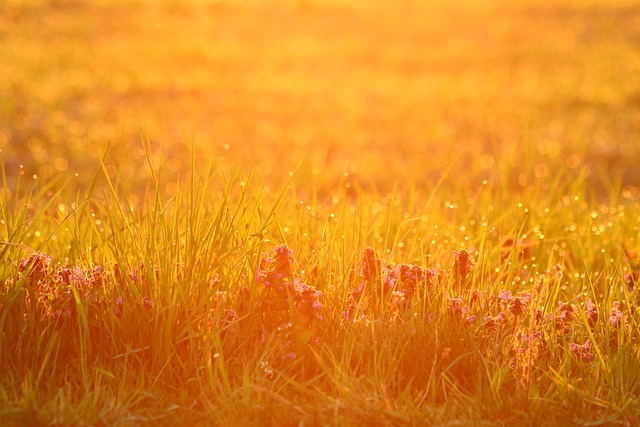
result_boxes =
[3,0,640,195]
[1,0,640,425]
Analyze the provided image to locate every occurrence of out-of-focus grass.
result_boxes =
[2,0,640,198]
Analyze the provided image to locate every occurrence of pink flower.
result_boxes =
[143,296,153,309]
[114,296,123,317]
[569,339,594,361]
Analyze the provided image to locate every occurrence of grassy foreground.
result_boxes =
[1,149,640,426]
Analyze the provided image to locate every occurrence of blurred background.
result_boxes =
[1,0,639,201]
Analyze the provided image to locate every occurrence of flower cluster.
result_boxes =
[257,244,296,306]
[412,283,533,331]
[497,290,530,317]
[256,245,323,362]
[50,264,106,320]
[568,339,595,362]
[397,263,435,300]
[352,247,386,299]
[346,248,440,319]
[547,301,578,332]
[584,299,598,326]
[609,301,628,329]
[8,241,640,394]
[17,253,107,322]
[453,249,473,289]
[19,253,53,286]
[14,254,174,323]
[445,293,476,325]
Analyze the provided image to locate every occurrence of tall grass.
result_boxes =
[1,142,639,426]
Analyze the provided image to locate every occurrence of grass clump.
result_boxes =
[1,148,640,426]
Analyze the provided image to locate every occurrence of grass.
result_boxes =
[2,144,639,425]
[2,0,640,425]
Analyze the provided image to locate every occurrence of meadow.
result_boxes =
[1,0,640,425]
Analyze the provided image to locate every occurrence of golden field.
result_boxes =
[2,0,640,425]
[2,0,640,195]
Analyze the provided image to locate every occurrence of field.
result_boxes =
[2,0,640,425]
